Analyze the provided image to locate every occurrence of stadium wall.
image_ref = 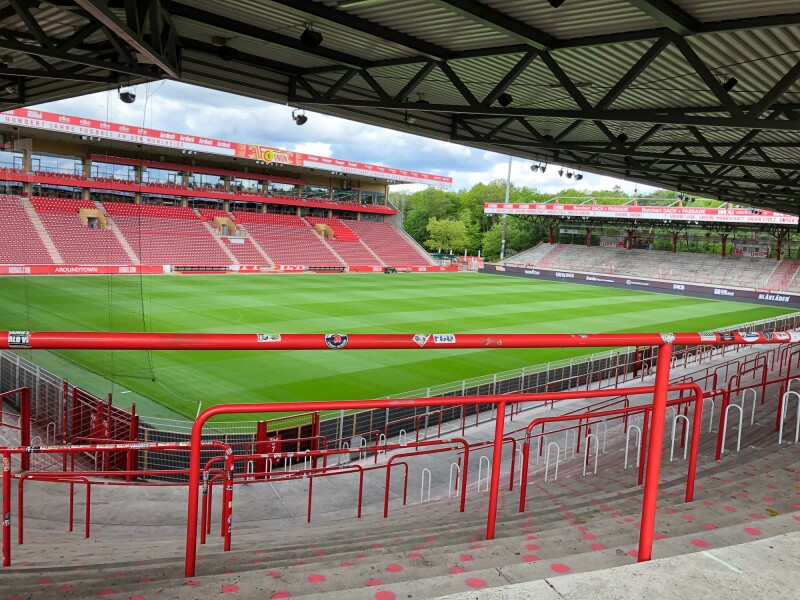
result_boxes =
[480,264,800,307]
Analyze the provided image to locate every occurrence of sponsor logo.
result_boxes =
[718,332,735,342]
[672,284,685,291]
[3,511,9,527]
[324,333,349,349]
[54,266,99,273]
[27,110,42,119]
[586,276,614,283]
[773,332,791,341]
[739,332,762,343]
[412,334,430,347]
[789,332,800,343]
[9,266,30,274]
[495,266,506,272]
[699,332,717,342]
[660,333,676,344]
[626,280,649,286]
[433,334,456,344]
[524,269,540,275]
[758,293,790,303]
[8,331,30,348]
[762,332,775,341]
[256,334,281,343]
[80,118,91,126]
[714,288,734,296]
[556,272,574,278]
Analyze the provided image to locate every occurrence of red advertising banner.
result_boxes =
[484,202,798,225]
[0,265,166,275]
[0,108,453,187]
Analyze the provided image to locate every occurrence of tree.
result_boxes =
[403,187,457,243]
[424,217,468,253]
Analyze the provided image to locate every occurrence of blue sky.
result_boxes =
[36,80,659,196]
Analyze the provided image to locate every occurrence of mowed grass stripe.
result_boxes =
[0,272,792,420]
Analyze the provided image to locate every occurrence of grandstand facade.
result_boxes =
[0,109,448,273]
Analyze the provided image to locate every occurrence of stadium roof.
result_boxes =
[0,1,799,209]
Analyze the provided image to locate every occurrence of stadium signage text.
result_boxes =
[483,202,798,225]
[481,264,800,306]
[0,108,453,188]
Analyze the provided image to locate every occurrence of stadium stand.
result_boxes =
[235,212,345,268]
[222,237,273,267]
[197,208,236,221]
[346,219,437,267]
[3,343,798,598]
[306,217,384,267]
[104,202,230,266]
[31,197,133,264]
[505,243,790,290]
[0,195,58,264]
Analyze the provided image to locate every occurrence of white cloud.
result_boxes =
[33,80,666,197]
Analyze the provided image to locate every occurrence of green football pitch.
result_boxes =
[0,272,793,420]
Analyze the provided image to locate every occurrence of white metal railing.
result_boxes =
[477,456,491,493]
[779,391,800,445]
[448,463,460,498]
[420,468,431,503]
[721,403,744,455]
[740,388,757,426]
[624,425,642,470]
[583,433,599,476]
[670,414,691,462]
[544,441,561,482]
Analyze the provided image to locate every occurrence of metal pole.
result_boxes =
[637,344,673,562]
[486,401,506,540]
[500,155,512,260]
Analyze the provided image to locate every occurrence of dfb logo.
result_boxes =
[324,334,349,349]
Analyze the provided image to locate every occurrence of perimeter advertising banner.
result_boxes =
[0,108,453,187]
[481,264,800,306]
[484,202,798,225]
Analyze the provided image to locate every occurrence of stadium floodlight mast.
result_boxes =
[500,156,512,260]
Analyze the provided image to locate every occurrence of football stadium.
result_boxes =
[0,2,799,599]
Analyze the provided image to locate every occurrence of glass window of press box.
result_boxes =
[0,149,23,169]
[302,184,329,200]
[189,199,224,210]
[142,167,181,184]
[333,187,358,203]
[231,177,260,193]
[190,173,225,189]
[90,161,136,180]
[31,153,82,175]
[361,190,386,206]
[267,182,296,196]
[267,204,298,215]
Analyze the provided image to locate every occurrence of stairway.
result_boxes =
[203,221,238,263]
[763,260,800,291]
[20,197,63,264]
[95,202,140,264]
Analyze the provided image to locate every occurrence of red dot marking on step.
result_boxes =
[749,513,765,520]
[386,564,403,573]
[524,555,540,562]
[449,567,466,575]
[551,563,571,573]
[582,533,597,541]
[723,505,737,512]
[130,597,145,600]
[681,515,694,521]
[623,518,635,523]
[627,550,639,558]
[654,533,666,540]
[375,592,397,600]
[591,544,606,551]
[794,516,800,521]
[221,584,239,593]
[308,574,325,583]
[744,528,762,536]
[372,544,383,549]
[271,593,290,599]
[267,572,281,577]
[97,591,114,597]
[140,578,154,584]
[252,559,264,564]
[691,539,710,548]
[525,544,540,551]
[184,581,201,586]
[426,537,437,542]
[37,579,52,585]
[703,501,714,506]
[737,492,749,499]
[459,554,474,562]
[408,553,422,559]
[794,504,800,510]
[366,579,383,587]
[356,553,367,559]
[526,534,538,540]
[314,551,326,557]
[762,496,775,502]
[58,585,74,592]
[340,562,355,567]
[465,578,487,589]
[703,523,717,530]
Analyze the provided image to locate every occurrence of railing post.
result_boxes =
[20,388,30,471]
[637,343,672,563]
[485,400,506,541]
[2,452,10,567]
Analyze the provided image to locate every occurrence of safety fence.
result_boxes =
[1,312,799,478]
